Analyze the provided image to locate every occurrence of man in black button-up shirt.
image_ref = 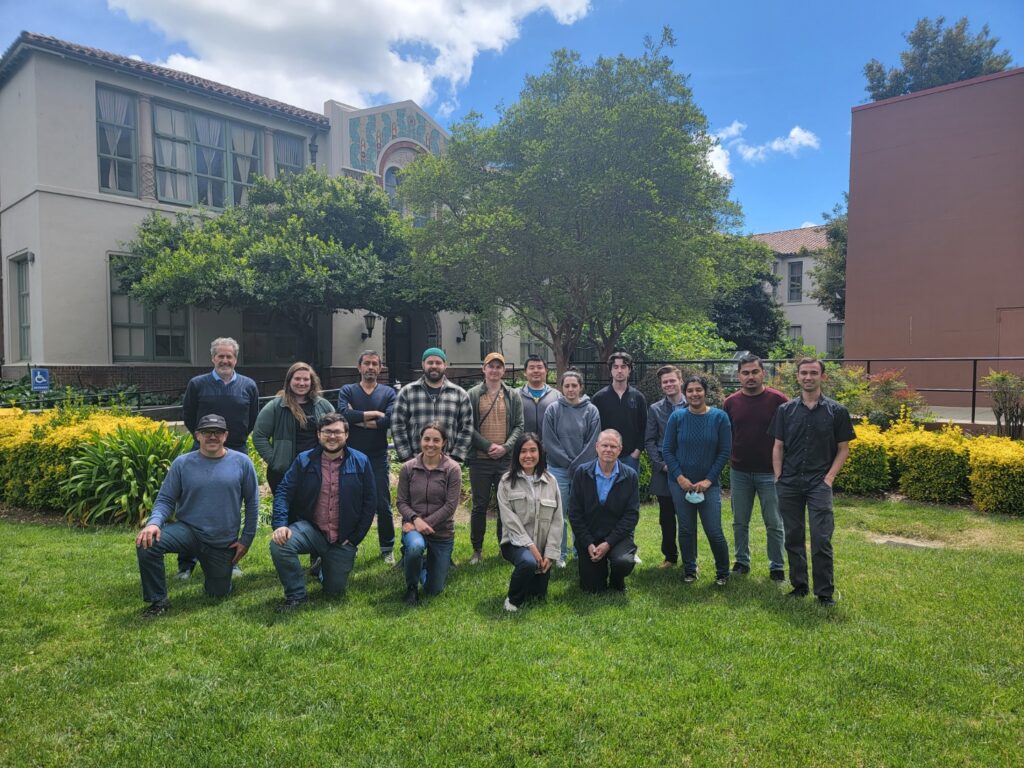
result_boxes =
[769,359,855,605]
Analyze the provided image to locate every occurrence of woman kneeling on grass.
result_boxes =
[396,421,461,606]
[497,433,564,612]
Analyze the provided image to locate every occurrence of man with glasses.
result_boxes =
[134,414,260,618]
[269,414,377,610]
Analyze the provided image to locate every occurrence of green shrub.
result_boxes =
[62,425,190,525]
[897,427,970,504]
[981,370,1024,439]
[835,422,890,494]
[246,435,267,486]
[638,451,652,499]
[969,437,1024,515]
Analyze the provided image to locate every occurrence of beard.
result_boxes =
[424,369,444,383]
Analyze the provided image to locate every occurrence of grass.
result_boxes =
[1,495,1022,768]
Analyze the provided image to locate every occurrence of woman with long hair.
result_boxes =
[496,433,563,612]
[396,421,461,605]
[253,362,335,492]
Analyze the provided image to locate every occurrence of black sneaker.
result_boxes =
[787,587,809,598]
[731,562,750,575]
[682,572,697,583]
[818,591,840,607]
[403,586,419,606]
[276,596,308,612]
[142,599,171,618]
[714,575,729,586]
[308,558,322,579]
[770,569,786,582]
[174,566,194,581]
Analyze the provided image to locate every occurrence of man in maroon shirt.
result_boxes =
[722,354,788,581]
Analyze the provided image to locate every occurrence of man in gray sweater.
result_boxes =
[542,370,602,565]
[135,414,260,617]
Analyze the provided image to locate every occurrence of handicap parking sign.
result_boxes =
[30,368,50,392]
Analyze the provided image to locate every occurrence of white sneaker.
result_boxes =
[382,552,396,566]
[503,598,519,612]
[633,554,643,564]
[232,565,243,578]
[469,551,483,565]
[556,559,567,569]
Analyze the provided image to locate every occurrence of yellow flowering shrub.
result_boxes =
[969,436,1024,515]
[835,420,890,494]
[897,425,970,503]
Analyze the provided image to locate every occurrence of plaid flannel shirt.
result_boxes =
[392,377,474,462]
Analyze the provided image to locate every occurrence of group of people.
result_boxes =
[135,338,853,617]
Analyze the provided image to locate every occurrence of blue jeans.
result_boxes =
[369,453,395,554]
[548,465,574,560]
[269,520,357,600]
[501,543,551,607]
[402,531,455,595]
[137,522,234,603]
[730,469,785,571]
[669,482,730,579]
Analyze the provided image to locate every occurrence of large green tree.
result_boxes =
[864,16,1013,101]
[399,29,755,375]
[808,196,848,321]
[117,169,408,368]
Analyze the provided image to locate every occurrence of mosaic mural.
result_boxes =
[349,106,445,172]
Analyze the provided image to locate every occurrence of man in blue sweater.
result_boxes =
[178,337,260,580]
[338,350,398,564]
[135,414,260,617]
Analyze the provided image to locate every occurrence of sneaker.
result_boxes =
[309,557,322,578]
[787,587,809,598]
[174,566,193,581]
[403,586,419,606]
[714,575,729,586]
[382,552,396,566]
[503,597,519,612]
[683,572,697,583]
[657,560,675,569]
[276,596,308,612]
[633,554,642,564]
[818,590,841,607]
[770,569,785,582]
[556,559,567,569]
[231,565,243,578]
[141,599,170,618]
[731,562,750,575]
[469,550,483,566]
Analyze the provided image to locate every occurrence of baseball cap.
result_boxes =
[483,352,506,366]
[196,414,228,432]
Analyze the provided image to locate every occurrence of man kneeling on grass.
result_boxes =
[135,414,259,618]
[269,413,376,611]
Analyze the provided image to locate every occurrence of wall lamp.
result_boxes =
[361,312,378,340]
[455,317,470,344]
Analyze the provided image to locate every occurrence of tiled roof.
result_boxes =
[751,225,828,254]
[0,31,329,129]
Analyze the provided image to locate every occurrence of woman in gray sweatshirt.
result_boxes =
[541,370,601,564]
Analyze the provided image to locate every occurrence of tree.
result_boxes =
[809,196,848,321]
[117,169,408,369]
[708,238,784,357]
[864,16,1013,101]
[399,29,749,376]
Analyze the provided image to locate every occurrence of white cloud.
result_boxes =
[107,0,591,113]
[707,120,747,179]
[800,221,817,228]
[712,120,821,166]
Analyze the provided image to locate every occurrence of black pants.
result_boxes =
[468,457,509,551]
[501,543,552,606]
[776,477,835,598]
[577,538,637,593]
[656,494,679,563]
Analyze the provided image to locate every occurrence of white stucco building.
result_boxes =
[0,32,528,391]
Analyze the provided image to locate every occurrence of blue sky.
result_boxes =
[1,0,1020,234]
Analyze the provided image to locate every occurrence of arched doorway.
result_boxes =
[385,311,439,385]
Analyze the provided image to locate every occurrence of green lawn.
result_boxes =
[1,497,1021,768]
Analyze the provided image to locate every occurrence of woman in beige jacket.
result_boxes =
[497,433,564,612]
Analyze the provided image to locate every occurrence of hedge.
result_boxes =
[897,427,970,504]
[835,422,889,494]
[969,436,1024,515]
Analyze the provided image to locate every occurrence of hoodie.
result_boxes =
[541,394,602,473]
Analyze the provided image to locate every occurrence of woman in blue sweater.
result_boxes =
[662,375,732,585]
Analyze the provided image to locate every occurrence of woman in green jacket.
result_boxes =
[253,362,335,492]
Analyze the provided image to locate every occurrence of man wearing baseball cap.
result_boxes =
[134,414,260,617]
[392,347,474,465]
[466,352,524,563]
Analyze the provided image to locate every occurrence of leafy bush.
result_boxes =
[62,425,190,525]
[897,426,970,504]
[0,377,178,410]
[858,369,931,429]
[637,451,652,499]
[835,421,890,494]
[636,366,724,409]
[969,436,1024,515]
[768,362,866,408]
[981,370,1024,439]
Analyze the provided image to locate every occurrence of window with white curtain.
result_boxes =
[110,262,189,361]
[274,133,304,177]
[96,87,137,195]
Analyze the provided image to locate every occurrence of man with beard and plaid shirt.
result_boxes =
[392,347,473,465]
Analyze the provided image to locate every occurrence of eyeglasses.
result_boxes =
[320,430,347,438]
[199,430,225,437]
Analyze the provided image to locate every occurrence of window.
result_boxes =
[479,317,503,360]
[827,322,844,357]
[242,310,300,364]
[787,325,803,341]
[97,87,137,196]
[520,337,551,365]
[788,261,803,303]
[384,167,399,208]
[154,103,261,207]
[15,258,30,360]
[274,133,305,177]
[110,264,188,361]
